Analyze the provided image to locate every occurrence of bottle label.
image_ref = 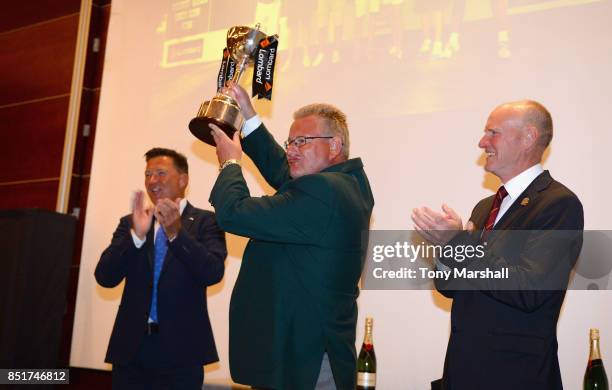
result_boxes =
[357,372,376,386]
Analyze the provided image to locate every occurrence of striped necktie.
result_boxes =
[481,186,508,241]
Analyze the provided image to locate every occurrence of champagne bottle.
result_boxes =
[357,316,376,390]
[584,328,609,390]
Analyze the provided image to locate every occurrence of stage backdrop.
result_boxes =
[71,0,612,388]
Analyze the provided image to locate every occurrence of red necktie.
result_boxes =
[481,186,508,240]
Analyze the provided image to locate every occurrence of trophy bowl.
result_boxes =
[189,26,266,146]
[227,26,266,62]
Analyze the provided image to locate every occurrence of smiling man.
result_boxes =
[412,100,583,390]
[208,81,374,390]
[95,148,227,389]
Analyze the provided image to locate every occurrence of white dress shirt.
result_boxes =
[494,163,544,226]
[241,115,263,137]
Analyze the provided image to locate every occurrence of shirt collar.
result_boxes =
[178,198,187,215]
[503,164,544,201]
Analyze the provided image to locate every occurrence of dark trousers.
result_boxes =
[112,333,203,390]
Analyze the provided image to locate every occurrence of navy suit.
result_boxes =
[436,171,584,390]
[95,202,226,371]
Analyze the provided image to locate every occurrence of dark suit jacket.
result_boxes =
[209,125,374,390]
[95,202,227,366]
[436,171,583,390]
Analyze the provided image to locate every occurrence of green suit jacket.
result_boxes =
[210,124,374,390]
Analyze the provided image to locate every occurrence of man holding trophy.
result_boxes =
[208,79,374,389]
[189,24,373,389]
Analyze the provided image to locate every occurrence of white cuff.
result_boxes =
[131,229,146,248]
[242,115,262,137]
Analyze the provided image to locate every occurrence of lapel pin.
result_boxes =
[520,197,529,206]
[189,217,194,221]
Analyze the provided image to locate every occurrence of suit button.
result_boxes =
[451,326,457,333]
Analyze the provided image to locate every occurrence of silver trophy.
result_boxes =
[189,25,267,145]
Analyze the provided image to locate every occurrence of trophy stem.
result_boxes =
[231,56,249,84]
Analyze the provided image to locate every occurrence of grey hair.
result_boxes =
[293,103,350,159]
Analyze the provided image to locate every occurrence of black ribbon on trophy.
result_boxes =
[215,34,278,99]
[216,48,236,92]
[189,25,278,146]
[252,35,278,100]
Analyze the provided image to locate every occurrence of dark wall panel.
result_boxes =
[0,14,79,106]
[68,176,90,257]
[72,90,99,176]
[0,96,70,182]
[83,5,111,89]
[0,180,59,210]
[1,3,113,386]
[0,1,80,33]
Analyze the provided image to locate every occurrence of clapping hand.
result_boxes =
[132,190,154,240]
[411,204,473,244]
[154,198,182,240]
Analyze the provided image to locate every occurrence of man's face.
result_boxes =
[144,156,187,204]
[286,115,334,178]
[478,105,530,183]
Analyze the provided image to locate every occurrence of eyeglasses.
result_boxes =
[284,136,334,150]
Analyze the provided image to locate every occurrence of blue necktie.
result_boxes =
[149,227,168,323]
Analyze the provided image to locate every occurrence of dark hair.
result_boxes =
[144,148,189,174]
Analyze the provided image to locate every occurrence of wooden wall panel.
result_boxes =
[0,180,58,210]
[1,2,113,382]
[0,97,70,183]
[0,15,79,106]
[0,1,81,33]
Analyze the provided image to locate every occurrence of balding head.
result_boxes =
[499,100,553,149]
[479,100,552,182]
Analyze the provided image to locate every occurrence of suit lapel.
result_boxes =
[181,202,197,232]
[473,196,495,230]
[146,219,155,271]
[158,202,197,278]
[494,171,553,230]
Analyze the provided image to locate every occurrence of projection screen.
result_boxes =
[72,0,612,388]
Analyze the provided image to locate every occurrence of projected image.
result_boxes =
[147,0,609,117]
[156,0,603,69]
